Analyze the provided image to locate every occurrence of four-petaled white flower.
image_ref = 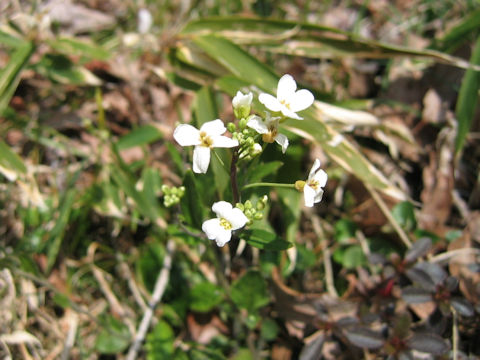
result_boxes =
[259,74,314,120]
[173,119,238,174]
[296,159,328,207]
[202,201,249,247]
[247,113,289,153]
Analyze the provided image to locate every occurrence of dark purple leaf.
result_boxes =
[451,297,475,317]
[407,333,450,355]
[405,237,432,263]
[299,332,325,360]
[405,268,436,292]
[444,276,458,292]
[402,286,432,304]
[344,327,385,349]
[414,262,447,286]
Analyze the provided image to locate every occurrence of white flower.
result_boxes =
[137,8,153,34]
[247,114,289,153]
[232,91,253,109]
[296,159,327,207]
[173,119,238,174]
[259,74,314,120]
[202,201,248,247]
[232,91,253,119]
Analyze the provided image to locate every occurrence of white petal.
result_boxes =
[290,89,314,112]
[200,119,226,136]
[202,218,222,240]
[313,189,324,204]
[280,106,303,120]
[247,116,268,134]
[232,91,252,108]
[211,135,238,148]
[274,133,289,153]
[173,124,200,146]
[193,146,211,173]
[313,169,328,188]
[215,229,232,247]
[259,93,282,112]
[212,201,233,218]
[303,185,316,207]
[226,208,248,230]
[277,74,297,101]
[308,159,321,180]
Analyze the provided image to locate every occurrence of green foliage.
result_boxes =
[455,35,480,153]
[146,321,175,359]
[231,270,269,312]
[189,282,224,312]
[95,315,130,354]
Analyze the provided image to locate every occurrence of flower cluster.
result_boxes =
[236,195,268,225]
[173,75,324,247]
[161,185,185,207]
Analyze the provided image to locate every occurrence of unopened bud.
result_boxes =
[227,122,236,133]
[295,180,306,192]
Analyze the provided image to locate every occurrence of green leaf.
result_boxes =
[189,282,224,312]
[432,9,480,53]
[260,319,279,341]
[47,37,111,60]
[182,17,476,69]
[231,270,269,312]
[334,219,357,244]
[0,140,27,179]
[333,245,365,269]
[116,125,163,150]
[192,35,278,92]
[109,162,160,223]
[391,201,417,231]
[242,229,292,251]
[181,170,205,229]
[0,40,34,115]
[34,53,101,85]
[137,240,164,292]
[244,160,283,184]
[95,315,130,354]
[146,321,175,359]
[455,35,480,153]
[46,187,77,272]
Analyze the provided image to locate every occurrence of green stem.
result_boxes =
[242,182,295,190]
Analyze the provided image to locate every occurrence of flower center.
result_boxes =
[199,131,214,148]
[219,218,232,230]
[262,125,278,143]
[307,179,319,191]
[280,99,291,110]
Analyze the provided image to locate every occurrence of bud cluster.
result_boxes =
[162,185,185,207]
[235,195,268,225]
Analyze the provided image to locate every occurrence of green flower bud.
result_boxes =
[178,186,185,196]
[235,203,244,211]
[295,180,306,192]
[227,122,236,133]
[245,200,253,209]
[254,213,263,220]
[238,118,247,130]
[161,184,171,195]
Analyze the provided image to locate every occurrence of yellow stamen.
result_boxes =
[307,180,319,190]
[199,131,213,148]
[219,218,232,230]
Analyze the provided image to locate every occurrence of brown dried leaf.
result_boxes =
[448,225,480,304]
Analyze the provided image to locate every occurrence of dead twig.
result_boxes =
[126,239,176,360]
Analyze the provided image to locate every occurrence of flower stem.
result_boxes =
[231,148,240,204]
[242,182,295,190]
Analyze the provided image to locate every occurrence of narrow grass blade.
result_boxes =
[455,36,480,153]
[0,41,34,114]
